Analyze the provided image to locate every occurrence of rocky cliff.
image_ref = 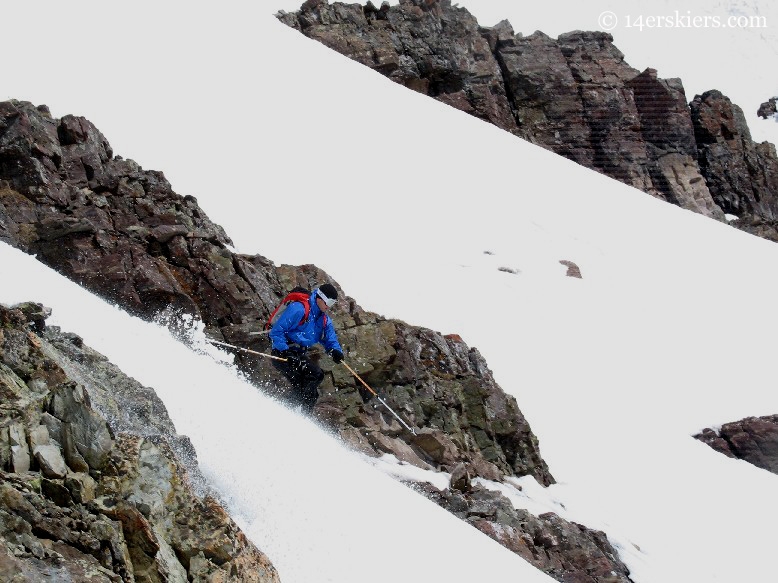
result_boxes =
[0,99,638,581]
[0,99,551,487]
[0,302,279,582]
[695,415,778,475]
[277,0,778,240]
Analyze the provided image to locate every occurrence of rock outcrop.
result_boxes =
[277,0,778,236]
[757,97,777,120]
[414,470,634,583]
[691,90,778,239]
[0,301,279,582]
[0,98,552,489]
[695,415,778,475]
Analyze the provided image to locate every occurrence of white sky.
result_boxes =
[3,2,778,582]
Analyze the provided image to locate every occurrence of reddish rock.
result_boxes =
[279,0,778,234]
[695,415,778,474]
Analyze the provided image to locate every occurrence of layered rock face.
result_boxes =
[0,302,279,582]
[691,91,778,238]
[695,415,778,475]
[278,0,778,235]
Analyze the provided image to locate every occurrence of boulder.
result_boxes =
[757,97,777,119]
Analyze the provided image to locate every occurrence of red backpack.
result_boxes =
[265,287,328,331]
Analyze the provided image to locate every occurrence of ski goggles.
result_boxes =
[318,288,337,308]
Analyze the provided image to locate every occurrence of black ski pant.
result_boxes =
[272,353,324,412]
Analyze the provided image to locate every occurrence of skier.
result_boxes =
[269,283,344,413]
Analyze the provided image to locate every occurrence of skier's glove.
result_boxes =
[330,349,344,364]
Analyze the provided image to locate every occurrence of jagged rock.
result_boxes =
[278,0,778,235]
[279,0,518,131]
[449,462,473,492]
[691,90,778,222]
[0,103,231,321]
[0,302,280,582]
[412,428,461,467]
[48,382,114,471]
[42,322,204,484]
[559,260,582,278]
[757,97,777,119]
[626,69,722,218]
[8,423,31,472]
[414,480,634,582]
[65,472,98,504]
[556,32,658,195]
[497,30,586,155]
[367,430,433,468]
[33,443,68,479]
[0,99,555,490]
[695,415,778,474]
[28,425,68,479]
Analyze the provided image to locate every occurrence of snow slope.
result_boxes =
[0,242,558,583]
[3,2,778,582]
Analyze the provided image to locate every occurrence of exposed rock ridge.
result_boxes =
[691,91,778,228]
[695,415,778,475]
[0,98,553,491]
[0,301,279,582]
[277,0,778,238]
[413,468,635,583]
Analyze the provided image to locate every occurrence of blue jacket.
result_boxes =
[269,293,342,353]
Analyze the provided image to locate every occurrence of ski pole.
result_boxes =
[341,362,417,436]
[206,338,288,361]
